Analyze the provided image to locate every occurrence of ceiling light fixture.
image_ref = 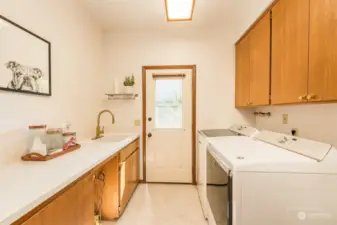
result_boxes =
[165,0,195,22]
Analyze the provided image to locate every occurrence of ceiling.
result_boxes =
[81,0,273,32]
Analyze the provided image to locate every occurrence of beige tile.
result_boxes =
[103,184,208,225]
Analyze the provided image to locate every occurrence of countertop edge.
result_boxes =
[2,135,140,225]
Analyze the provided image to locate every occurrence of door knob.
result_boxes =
[307,94,316,100]
[148,133,152,138]
[298,95,307,101]
[148,117,152,122]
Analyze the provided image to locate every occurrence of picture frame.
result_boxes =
[0,14,51,96]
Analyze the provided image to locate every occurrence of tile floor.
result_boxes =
[103,184,208,225]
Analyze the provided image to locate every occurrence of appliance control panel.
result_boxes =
[255,131,332,162]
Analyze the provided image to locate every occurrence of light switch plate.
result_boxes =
[282,114,288,124]
[134,119,141,126]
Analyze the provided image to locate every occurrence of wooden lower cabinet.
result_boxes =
[16,138,140,225]
[101,156,120,219]
[21,172,95,225]
[119,149,139,215]
[101,140,140,220]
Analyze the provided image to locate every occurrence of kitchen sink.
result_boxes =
[94,134,131,143]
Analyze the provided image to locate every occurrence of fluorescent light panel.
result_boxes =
[166,0,195,21]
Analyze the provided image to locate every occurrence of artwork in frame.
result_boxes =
[0,14,51,96]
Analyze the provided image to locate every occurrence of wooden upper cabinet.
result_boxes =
[235,36,250,107]
[249,13,270,106]
[271,0,310,104]
[235,12,271,108]
[308,0,337,102]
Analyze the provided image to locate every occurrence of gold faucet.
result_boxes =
[94,110,115,140]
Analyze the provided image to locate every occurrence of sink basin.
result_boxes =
[95,134,131,143]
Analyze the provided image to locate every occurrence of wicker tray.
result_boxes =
[22,144,81,161]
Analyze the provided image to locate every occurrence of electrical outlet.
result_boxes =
[282,114,288,124]
[134,119,141,126]
[291,128,299,136]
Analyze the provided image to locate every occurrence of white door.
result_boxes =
[146,69,193,183]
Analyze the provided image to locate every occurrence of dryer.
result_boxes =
[197,124,258,220]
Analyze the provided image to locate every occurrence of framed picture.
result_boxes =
[0,14,51,96]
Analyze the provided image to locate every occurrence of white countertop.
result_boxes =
[0,134,139,225]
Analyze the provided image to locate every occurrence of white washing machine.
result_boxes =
[206,130,337,225]
[196,125,258,220]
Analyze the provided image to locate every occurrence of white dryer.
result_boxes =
[206,130,337,225]
[197,125,258,220]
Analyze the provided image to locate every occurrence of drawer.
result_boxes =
[120,139,139,162]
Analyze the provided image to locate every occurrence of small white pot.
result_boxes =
[124,86,134,93]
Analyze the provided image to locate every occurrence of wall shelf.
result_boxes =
[106,93,138,100]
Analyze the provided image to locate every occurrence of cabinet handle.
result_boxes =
[92,174,96,181]
[247,101,253,106]
[307,94,317,100]
[298,95,307,101]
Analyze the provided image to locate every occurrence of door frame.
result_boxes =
[142,65,197,184]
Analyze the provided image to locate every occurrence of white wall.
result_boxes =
[0,0,104,164]
[256,104,337,147]
[101,29,257,178]
[102,30,256,134]
[99,0,275,134]
[230,0,274,38]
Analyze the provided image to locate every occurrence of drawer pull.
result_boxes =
[298,95,307,101]
[307,94,317,100]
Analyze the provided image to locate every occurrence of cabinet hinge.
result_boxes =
[269,95,272,100]
[118,206,121,214]
[270,12,272,20]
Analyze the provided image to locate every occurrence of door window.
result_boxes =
[155,79,183,129]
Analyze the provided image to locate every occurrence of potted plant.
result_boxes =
[123,74,135,93]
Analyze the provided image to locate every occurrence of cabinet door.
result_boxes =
[271,0,309,104]
[308,0,337,102]
[235,35,250,107]
[130,150,139,194]
[134,149,140,183]
[22,173,95,225]
[119,154,133,215]
[101,156,119,220]
[249,12,270,106]
[119,150,140,216]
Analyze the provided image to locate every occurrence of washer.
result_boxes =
[206,130,337,225]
